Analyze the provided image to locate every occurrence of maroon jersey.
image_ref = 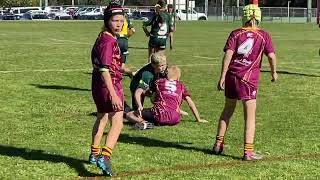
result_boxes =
[91,32,123,84]
[91,32,124,113]
[224,28,274,87]
[151,78,190,125]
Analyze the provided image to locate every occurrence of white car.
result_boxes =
[175,9,207,21]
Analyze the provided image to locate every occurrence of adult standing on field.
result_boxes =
[143,0,173,61]
[212,4,278,161]
[89,1,125,176]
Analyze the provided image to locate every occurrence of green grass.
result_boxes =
[0,20,319,179]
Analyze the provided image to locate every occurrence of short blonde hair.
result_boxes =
[150,53,166,65]
[167,66,181,80]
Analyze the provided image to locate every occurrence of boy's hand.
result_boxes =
[197,119,208,123]
[137,105,143,117]
[271,72,278,82]
[111,95,123,111]
[217,77,225,91]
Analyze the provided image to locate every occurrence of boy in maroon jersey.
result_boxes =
[126,66,207,128]
[89,1,125,176]
[212,4,278,161]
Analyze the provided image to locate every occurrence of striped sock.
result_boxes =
[102,146,113,160]
[215,135,224,145]
[91,145,101,156]
[244,143,254,154]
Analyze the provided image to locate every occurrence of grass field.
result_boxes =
[0,20,319,179]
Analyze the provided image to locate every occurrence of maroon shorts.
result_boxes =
[225,74,257,100]
[92,79,124,113]
[151,106,181,126]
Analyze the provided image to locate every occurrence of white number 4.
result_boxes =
[237,38,254,56]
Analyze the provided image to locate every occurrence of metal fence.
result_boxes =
[195,6,318,23]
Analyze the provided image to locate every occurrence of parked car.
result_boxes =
[80,7,103,20]
[1,13,17,20]
[175,9,207,21]
[74,7,96,19]
[129,9,155,21]
[43,6,63,12]
[21,10,50,20]
[48,10,72,20]
[11,7,42,19]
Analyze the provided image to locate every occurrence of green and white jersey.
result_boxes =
[143,12,173,39]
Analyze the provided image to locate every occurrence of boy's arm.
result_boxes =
[267,52,278,82]
[185,96,208,123]
[128,27,135,38]
[127,18,135,38]
[142,26,150,37]
[101,71,123,111]
[142,16,153,37]
[218,49,234,91]
[134,88,146,116]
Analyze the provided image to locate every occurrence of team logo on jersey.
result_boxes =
[247,33,254,38]
[234,58,252,66]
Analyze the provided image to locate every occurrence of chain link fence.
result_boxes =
[195,6,318,23]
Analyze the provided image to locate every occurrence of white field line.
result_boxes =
[0,69,89,73]
[193,55,218,60]
[0,62,320,74]
[0,64,221,74]
[49,38,90,45]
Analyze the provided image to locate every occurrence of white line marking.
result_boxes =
[0,64,221,73]
[49,38,90,45]
[193,56,218,60]
[0,69,89,73]
[0,63,319,73]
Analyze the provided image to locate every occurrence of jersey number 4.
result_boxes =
[237,38,254,56]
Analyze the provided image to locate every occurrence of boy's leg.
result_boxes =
[126,110,144,123]
[213,97,237,154]
[90,113,109,164]
[98,111,124,176]
[242,99,262,160]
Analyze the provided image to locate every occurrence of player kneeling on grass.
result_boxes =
[126,66,208,129]
[212,4,278,161]
[89,1,125,176]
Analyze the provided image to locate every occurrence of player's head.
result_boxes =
[167,4,174,13]
[167,66,181,81]
[242,4,261,27]
[103,1,124,34]
[150,53,167,74]
[155,0,166,14]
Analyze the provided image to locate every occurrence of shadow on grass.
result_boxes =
[0,145,101,177]
[117,134,241,160]
[31,84,90,91]
[261,70,320,77]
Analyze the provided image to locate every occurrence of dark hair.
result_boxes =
[103,1,124,32]
[155,0,166,24]
[156,0,166,8]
